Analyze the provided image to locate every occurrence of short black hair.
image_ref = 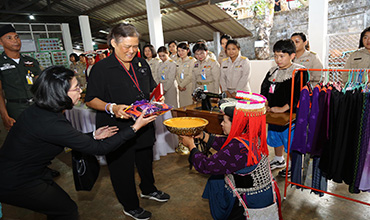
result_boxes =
[31,66,74,112]
[69,53,79,62]
[291,32,307,42]
[107,23,140,47]
[142,44,157,58]
[157,46,168,54]
[273,39,296,55]
[223,106,235,122]
[177,42,191,56]
[168,40,178,47]
[192,43,208,54]
[359,26,370,48]
[226,39,240,50]
[220,34,232,43]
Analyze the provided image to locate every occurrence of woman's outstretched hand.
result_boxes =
[132,108,157,131]
[95,126,119,140]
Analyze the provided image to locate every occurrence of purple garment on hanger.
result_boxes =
[312,87,331,156]
[291,87,310,153]
[306,86,320,153]
[310,87,326,155]
[359,94,370,192]
[359,134,370,192]
[355,94,370,188]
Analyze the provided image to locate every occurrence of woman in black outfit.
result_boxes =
[0,66,156,220]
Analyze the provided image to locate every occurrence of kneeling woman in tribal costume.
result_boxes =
[181,92,283,220]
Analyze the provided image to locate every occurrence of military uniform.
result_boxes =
[293,50,323,85]
[343,48,370,84]
[0,52,40,119]
[146,57,161,84]
[220,55,251,94]
[176,56,196,107]
[158,58,178,108]
[218,49,227,65]
[192,56,220,93]
[70,61,86,87]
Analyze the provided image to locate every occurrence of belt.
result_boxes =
[7,98,34,104]
[196,81,213,85]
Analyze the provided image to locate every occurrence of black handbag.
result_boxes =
[71,150,100,191]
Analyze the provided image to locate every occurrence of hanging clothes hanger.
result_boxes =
[319,69,325,85]
[343,69,353,93]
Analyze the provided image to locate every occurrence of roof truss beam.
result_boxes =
[165,0,221,33]
[1,0,43,21]
[108,0,208,24]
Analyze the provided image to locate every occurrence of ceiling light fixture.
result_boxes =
[99,30,109,34]
[29,15,35,20]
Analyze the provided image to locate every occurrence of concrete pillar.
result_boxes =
[213,32,221,58]
[145,0,164,50]
[78,15,94,52]
[308,0,328,68]
[61,23,73,64]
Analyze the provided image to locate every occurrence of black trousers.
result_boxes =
[0,180,78,220]
[106,142,157,211]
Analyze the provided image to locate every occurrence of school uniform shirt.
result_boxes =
[192,56,220,93]
[146,57,161,84]
[170,54,179,63]
[158,58,178,108]
[343,48,370,84]
[218,49,227,65]
[208,51,217,61]
[220,55,251,94]
[176,56,196,107]
[293,50,323,85]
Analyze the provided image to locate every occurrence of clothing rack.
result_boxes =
[283,68,370,206]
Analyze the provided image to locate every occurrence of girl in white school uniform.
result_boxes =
[176,42,196,107]
[143,44,160,84]
[157,46,178,108]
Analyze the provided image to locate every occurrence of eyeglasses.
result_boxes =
[69,84,82,92]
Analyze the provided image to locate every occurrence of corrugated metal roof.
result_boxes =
[133,4,252,43]
[0,0,252,47]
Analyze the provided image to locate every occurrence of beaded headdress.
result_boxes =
[220,91,268,166]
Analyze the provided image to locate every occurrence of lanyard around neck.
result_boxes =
[115,55,141,92]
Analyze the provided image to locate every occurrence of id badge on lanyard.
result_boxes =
[201,69,206,80]
[269,83,276,94]
[26,70,34,85]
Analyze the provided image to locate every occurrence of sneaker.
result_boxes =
[123,207,151,220]
[140,191,170,202]
[278,168,291,177]
[270,159,286,170]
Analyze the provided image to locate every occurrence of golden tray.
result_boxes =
[163,117,209,136]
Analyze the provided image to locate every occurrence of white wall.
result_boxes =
[249,60,275,93]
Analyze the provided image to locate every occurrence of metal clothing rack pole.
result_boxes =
[283,68,370,207]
